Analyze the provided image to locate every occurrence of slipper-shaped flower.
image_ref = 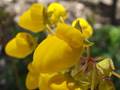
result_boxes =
[26,63,39,89]
[72,18,93,39]
[39,73,81,90]
[18,3,47,32]
[5,32,37,58]
[32,34,83,73]
[47,2,67,24]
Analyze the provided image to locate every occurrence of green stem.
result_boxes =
[87,47,90,59]
[12,61,21,90]
[112,71,120,78]
[91,64,96,90]
[46,24,54,34]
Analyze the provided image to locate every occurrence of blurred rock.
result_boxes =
[60,1,94,23]
[0,59,6,72]
[0,45,2,56]
[0,0,120,27]
[80,0,100,4]
[37,0,57,5]
[100,0,112,5]
[116,0,120,19]
[0,0,13,6]
[74,0,112,5]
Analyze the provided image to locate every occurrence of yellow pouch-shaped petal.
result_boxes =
[5,32,37,58]
[72,18,93,39]
[47,2,67,24]
[50,81,69,90]
[74,88,82,90]
[18,3,46,32]
[56,23,84,49]
[26,63,39,89]
[26,72,39,89]
[39,73,68,90]
[39,73,81,90]
[32,35,82,73]
[49,75,78,90]
[39,73,57,90]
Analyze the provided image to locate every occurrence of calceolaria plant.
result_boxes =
[5,2,120,90]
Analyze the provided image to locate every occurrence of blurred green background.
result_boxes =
[0,0,120,90]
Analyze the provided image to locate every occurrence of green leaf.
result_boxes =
[84,39,94,47]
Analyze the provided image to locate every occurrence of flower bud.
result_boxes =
[72,18,93,39]
[47,2,67,24]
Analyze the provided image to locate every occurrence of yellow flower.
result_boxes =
[75,88,82,90]
[39,73,81,90]
[32,34,83,73]
[47,2,67,24]
[26,63,39,89]
[72,18,93,39]
[5,32,37,58]
[39,73,57,90]
[26,72,39,89]
[50,81,69,90]
[56,23,84,48]
[26,64,82,90]
[18,3,47,32]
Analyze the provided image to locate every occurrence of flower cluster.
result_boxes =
[5,2,120,90]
